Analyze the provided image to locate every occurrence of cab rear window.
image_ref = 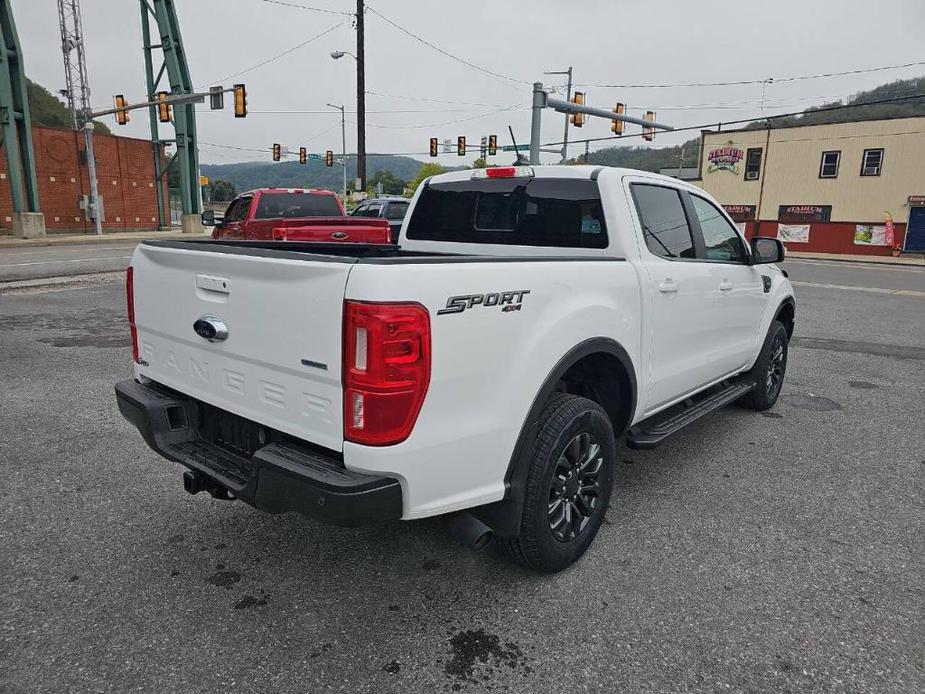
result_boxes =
[254,192,341,219]
[405,178,607,248]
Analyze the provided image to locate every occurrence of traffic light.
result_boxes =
[643,111,656,141]
[233,84,247,118]
[326,150,334,167]
[429,137,438,157]
[488,134,497,156]
[299,147,307,164]
[272,143,281,161]
[611,103,625,135]
[157,91,171,123]
[458,136,466,156]
[570,92,585,127]
[114,94,129,125]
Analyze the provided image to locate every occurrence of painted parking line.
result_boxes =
[791,280,925,297]
[0,255,132,267]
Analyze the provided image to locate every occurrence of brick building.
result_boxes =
[0,125,168,234]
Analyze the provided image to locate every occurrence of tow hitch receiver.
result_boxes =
[183,470,235,500]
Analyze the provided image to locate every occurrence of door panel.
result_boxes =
[688,193,767,372]
[629,182,729,412]
[906,206,925,252]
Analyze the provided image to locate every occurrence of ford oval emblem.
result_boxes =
[193,316,229,342]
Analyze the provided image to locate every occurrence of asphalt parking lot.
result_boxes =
[1,258,922,693]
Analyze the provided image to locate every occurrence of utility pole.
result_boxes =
[327,103,347,202]
[58,0,101,234]
[544,67,572,163]
[355,0,366,191]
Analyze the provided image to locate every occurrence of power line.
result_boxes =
[365,89,515,108]
[206,20,349,85]
[576,59,925,89]
[258,0,353,15]
[542,92,925,149]
[346,103,527,129]
[364,5,531,85]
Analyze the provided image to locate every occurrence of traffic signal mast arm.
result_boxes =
[545,95,672,131]
[88,86,240,120]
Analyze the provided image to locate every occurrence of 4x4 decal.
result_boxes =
[437,290,531,315]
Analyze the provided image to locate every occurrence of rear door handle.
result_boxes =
[719,280,734,292]
[657,279,678,294]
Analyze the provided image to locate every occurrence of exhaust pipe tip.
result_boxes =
[447,512,494,552]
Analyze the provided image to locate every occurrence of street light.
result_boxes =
[327,103,347,204]
[545,68,573,163]
[331,47,365,191]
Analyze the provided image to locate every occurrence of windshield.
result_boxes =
[254,192,341,219]
[405,178,607,248]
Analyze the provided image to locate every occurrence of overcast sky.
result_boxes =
[16,0,925,166]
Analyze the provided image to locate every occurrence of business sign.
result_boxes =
[777,224,811,243]
[723,204,756,221]
[707,146,744,173]
[908,195,925,205]
[854,224,890,246]
[778,205,831,223]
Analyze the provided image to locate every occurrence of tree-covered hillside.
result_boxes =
[27,79,110,135]
[200,154,432,194]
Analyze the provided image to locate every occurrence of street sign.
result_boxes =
[308,153,324,161]
[501,144,530,152]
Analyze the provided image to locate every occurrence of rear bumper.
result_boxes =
[114,378,402,526]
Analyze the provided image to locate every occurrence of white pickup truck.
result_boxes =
[116,165,795,572]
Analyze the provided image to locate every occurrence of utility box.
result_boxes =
[79,194,105,222]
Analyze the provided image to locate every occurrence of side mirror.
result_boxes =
[751,237,785,264]
[201,210,216,226]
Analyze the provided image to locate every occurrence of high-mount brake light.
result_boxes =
[471,166,534,180]
[343,301,431,446]
[126,266,139,363]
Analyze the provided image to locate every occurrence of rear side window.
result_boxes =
[405,178,607,248]
[630,184,695,259]
[385,202,408,220]
[254,192,342,219]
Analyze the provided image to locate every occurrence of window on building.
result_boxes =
[690,195,747,263]
[630,184,695,259]
[819,151,840,178]
[861,148,883,176]
[744,148,762,181]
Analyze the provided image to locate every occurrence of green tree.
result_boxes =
[209,179,237,201]
[368,169,407,195]
[469,157,488,169]
[26,79,111,135]
[405,163,446,198]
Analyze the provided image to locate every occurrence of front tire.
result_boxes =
[503,394,616,573]
[741,320,789,411]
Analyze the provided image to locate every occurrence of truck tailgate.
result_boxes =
[130,242,350,452]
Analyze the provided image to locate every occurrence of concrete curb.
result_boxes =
[786,252,924,268]
[0,231,208,249]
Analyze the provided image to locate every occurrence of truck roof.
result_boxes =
[426,165,685,186]
[241,187,339,196]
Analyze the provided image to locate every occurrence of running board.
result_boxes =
[626,381,755,450]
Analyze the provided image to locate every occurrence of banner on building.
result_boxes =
[777,224,810,243]
[723,204,756,222]
[778,205,831,223]
[854,224,890,245]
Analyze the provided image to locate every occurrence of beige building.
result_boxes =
[695,116,925,254]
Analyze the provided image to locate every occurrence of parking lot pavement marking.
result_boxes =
[791,280,925,297]
[0,255,132,267]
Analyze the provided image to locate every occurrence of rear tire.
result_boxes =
[503,394,616,573]
[741,320,789,411]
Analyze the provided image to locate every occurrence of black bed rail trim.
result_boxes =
[140,239,625,264]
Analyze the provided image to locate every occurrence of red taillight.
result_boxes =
[343,301,431,446]
[486,166,517,178]
[126,266,139,363]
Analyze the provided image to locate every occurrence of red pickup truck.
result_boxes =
[203,188,391,244]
